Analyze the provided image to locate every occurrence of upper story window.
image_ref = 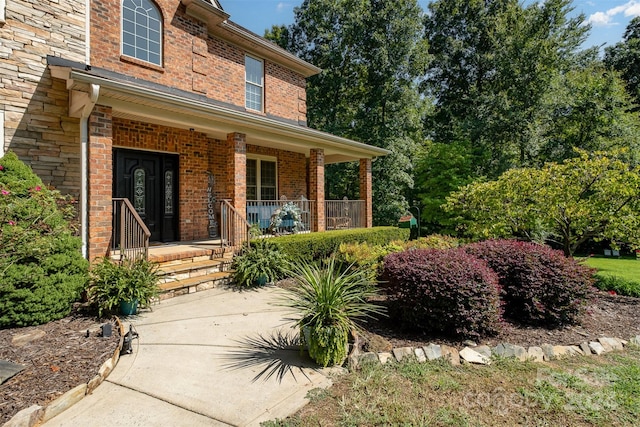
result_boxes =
[122,0,162,66]
[245,55,264,112]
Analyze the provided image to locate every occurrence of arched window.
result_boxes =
[122,0,162,65]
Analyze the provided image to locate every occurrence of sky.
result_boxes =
[219,0,640,52]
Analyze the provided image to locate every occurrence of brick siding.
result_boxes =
[90,0,307,123]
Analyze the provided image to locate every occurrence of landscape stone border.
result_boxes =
[348,335,640,369]
[3,318,125,427]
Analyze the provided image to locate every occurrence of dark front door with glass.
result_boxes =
[113,149,178,242]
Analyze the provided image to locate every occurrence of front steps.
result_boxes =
[152,246,234,300]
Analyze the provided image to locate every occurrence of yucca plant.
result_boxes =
[280,257,385,367]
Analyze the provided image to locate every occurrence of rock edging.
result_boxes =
[349,335,640,369]
[3,318,126,427]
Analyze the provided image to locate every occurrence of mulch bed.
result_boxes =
[0,310,119,425]
[359,291,640,352]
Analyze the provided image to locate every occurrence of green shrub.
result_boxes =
[393,234,460,250]
[88,257,160,317]
[232,239,288,287]
[273,226,409,262]
[464,240,595,326]
[380,248,503,339]
[0,152,88,327]
[594,275,640,298]
[279,257,385,367]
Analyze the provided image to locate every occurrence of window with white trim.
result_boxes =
[122,0,162,66]
[245,55,264,112]
[247,157,276,200]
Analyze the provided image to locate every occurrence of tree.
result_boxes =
[444,150,640,256]
[266,0,429,224]
[605,16,640,108]
[423,0,589,177]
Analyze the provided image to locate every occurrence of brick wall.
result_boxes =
[90,0,307,123]
[0,0,86,197]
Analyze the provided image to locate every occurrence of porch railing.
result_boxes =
[325,199,365,230]
[112,198,151,261]
[247,198,316,234]
[220,199,250,250]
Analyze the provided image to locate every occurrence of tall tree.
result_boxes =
[605,17,640,108]
[266,0,429,224]
[423,0,589,177]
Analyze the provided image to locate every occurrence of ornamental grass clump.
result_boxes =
[464,240,596,326]
[280,257,385,367]
[381,248,503,339]
[0,152,88,327]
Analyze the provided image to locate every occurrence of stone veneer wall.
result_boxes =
[0,0,86,197]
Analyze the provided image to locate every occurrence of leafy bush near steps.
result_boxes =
[464,240,596,327]
[232,239,289,287]
[380,248,503,339]
[594,275,640,298]
[272,226,409,262]
[0,151,88,327]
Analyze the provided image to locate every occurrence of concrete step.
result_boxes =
[158,259,233,283]
[158,271,234,300]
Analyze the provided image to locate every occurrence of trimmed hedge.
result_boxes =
[381,248,503,339]
[464,240,595,327]
[0,152,88,327]
[272,226,409,262]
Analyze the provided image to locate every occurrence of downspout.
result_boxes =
[80,84,100,258]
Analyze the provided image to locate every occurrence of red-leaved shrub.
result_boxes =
[464,240,595,326]
[380,248,503,339]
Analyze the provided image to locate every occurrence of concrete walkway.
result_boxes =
[44,287,334,427]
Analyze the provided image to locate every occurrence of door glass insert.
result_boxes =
[133,167,146,215]
[164,170,173,214]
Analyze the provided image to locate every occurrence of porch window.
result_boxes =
[245,55,264,112]
[247,158,276,200]
[122,0,162,66]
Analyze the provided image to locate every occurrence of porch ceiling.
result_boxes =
[51,64,389,164]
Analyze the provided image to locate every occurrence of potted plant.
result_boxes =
[280,257,385,367]
[232,239,288,287]
[88,257,160,316]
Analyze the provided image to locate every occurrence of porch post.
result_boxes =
[226,132,246,219]
[88,105,113,261]
[359,158,373,228]
[309,148,325,232]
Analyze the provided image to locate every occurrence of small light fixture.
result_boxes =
[101,323,112,337]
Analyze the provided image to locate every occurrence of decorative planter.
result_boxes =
[255,274,269,287]
[119,299,139,316]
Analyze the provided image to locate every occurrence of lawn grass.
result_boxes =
[583,256,640,283]
[582,256,640,297]
[264,346,640,427]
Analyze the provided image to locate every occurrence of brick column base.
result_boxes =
[309,149,325,232]
[360,158,373,228]
[88,106,113,261]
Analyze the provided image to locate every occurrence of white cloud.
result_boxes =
[276,2,291,13]
[588,0,640,27]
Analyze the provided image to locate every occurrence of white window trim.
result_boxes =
[247,155,277,201]
[245,55,264,112]
[0,111,4,158]
[120,0,163,66]
[0,0,6,25]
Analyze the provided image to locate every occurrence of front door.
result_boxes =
[113,149,178,242]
